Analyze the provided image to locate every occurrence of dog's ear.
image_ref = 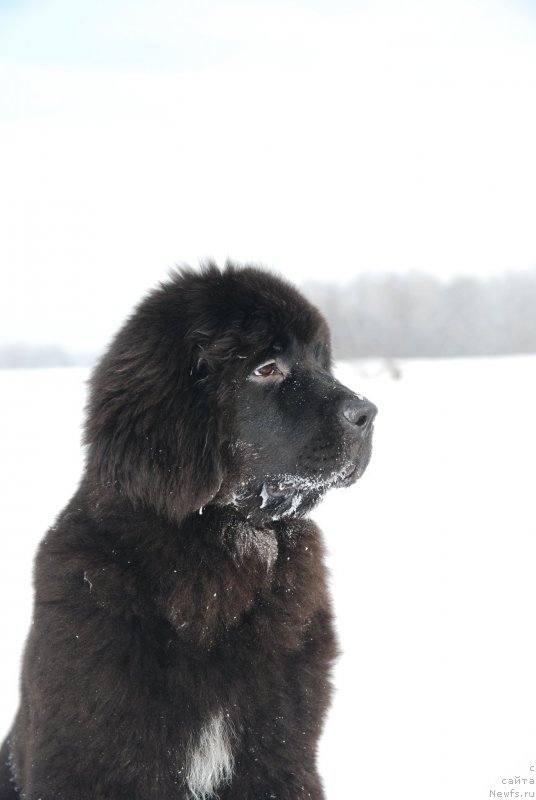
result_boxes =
[84,303,224,524]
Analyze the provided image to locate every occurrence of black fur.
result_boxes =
[1,263,376,800]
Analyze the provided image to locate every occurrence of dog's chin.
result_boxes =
[225,481,320,523]
[228,455,371,523]
[257,482,322,520]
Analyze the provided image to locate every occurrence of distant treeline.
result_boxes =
[0,344,96,369]
[1,270,535,367]
[303,270,536,359]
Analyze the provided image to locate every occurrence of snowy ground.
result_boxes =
[0,357,535,799]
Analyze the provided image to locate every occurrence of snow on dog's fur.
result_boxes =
[0,263,376,800]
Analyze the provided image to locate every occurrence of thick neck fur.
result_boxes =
[40,481,331,656]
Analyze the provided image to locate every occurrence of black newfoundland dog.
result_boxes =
[0,263,376,800]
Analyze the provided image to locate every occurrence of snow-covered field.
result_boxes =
[0,357,535,799]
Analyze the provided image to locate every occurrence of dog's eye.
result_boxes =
[252,361,281,378]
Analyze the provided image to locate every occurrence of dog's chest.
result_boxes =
[165,517,324,663]
[233,523,279,572]
[234,522,325,648]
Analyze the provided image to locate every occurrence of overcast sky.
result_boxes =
[1,0,535,352]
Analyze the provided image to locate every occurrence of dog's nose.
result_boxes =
[341,396,377,432]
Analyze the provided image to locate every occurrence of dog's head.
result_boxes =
[85,263,376,524]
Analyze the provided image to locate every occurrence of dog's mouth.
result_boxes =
[257,460,363,519]
[227,442,373,522]
[333,461,360,486]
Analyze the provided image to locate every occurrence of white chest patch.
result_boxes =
[186,711,235,800]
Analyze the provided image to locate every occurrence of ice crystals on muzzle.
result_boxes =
[256,461,362,519]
